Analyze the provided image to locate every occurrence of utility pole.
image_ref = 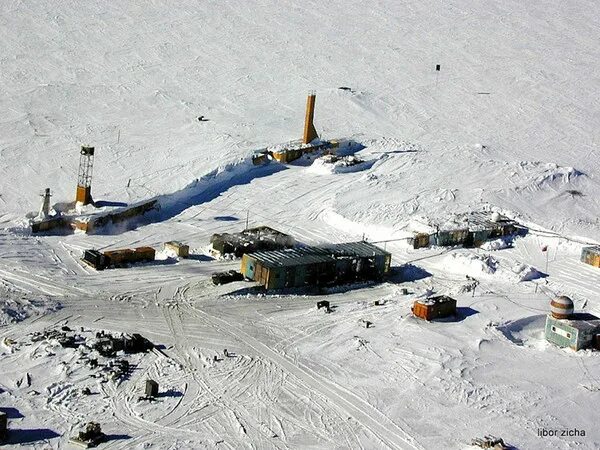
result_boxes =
[245,210,249,230]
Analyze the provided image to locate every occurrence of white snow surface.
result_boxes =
[1,1,600,449]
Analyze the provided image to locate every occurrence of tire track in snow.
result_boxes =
[187,303,423,450]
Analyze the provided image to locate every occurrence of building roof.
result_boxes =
[416,295,456,306]
[548,313,600,332]
[212,226,291,243]
[459,211,517,232]
[323,241,391,258]
[247,241,390,269]
[582,245,600,254]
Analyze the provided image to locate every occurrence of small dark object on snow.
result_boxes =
[358,319,372,328]
[93,332,153,357]
[316,300,331,312]
[223,349,228,357]
[197,116,209,122]
[62,325,72,332]
[70,422,107,448]
[88,358,98,369]
[566,189,583,197]
[58,335,77,348]
[471,435,508,449]
[102,359,130,381]
[338,86,353,91]
[211,270,244,285]
[81,387,92,396]
[145,379,159,398]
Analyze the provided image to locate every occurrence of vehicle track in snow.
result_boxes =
[184,297,423,450]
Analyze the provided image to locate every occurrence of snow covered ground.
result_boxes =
[1,1,600,449]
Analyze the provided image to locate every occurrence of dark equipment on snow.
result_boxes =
[211,270,244,285]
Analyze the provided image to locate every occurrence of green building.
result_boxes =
[544,313,600,351]
[241,241,392,290]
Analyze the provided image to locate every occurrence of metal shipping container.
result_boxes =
[412,296,457,321]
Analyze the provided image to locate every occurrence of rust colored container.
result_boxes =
[133,246,156,262]
[104,249,133,266]
[412,296,457,321]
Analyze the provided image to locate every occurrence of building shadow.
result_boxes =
[214,216,239,222]
[0,407,24,419]
[105,433,132,442]
[226,279,384,297]
[93,200,128,208]
[158,389,184,398]
[371,149,419,154]
[5,428,61,445]
[389,264,432,283]
[455,307,479,321]
[94,163,288,235]
[187,254,214,262]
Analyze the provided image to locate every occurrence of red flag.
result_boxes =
[541,245,548,252]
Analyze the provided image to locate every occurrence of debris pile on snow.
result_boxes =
[471,435,509,449]
[442,252,542,282]
[515,161,585,192]
[70,421,107,448]
[308,154,371,174]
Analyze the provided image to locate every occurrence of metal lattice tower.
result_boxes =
[76,146,95,205]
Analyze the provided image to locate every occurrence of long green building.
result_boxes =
[241,241,391,290]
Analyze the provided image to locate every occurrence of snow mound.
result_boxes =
[308,154,373,174]
[480,238,511,251]
[516,162,585,192]
[442,252,542,282]
[496,315,549,348]
[535,164,583,185]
